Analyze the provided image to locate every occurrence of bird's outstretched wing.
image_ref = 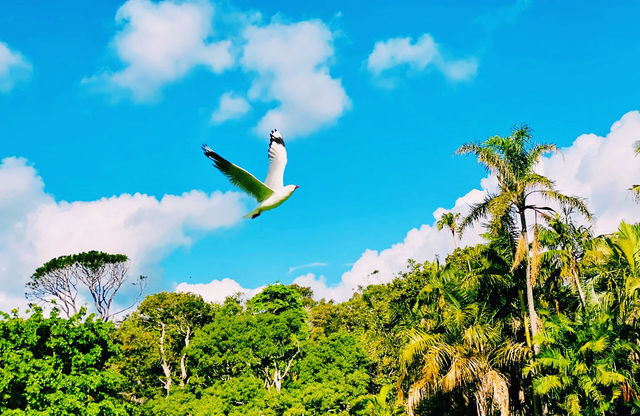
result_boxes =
[202,144,274,202]
[264,129,287,190]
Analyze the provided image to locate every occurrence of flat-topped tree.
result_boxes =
[456,125,591,354]
[26,255,80,318]
[26,251,146,320]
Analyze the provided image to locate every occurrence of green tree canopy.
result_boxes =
[0,308,134,415]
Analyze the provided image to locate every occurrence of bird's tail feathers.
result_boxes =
[243,207,262,219]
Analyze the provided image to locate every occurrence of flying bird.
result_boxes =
[202,129,299,219]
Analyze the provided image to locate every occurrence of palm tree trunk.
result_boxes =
[519,210,540,354]
[451,228,458,249]
[571,258,587,310]
[520,210,544,416]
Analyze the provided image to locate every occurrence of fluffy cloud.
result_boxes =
[292,187,488,302]
[0,41,32,92]
[176,278,263,303]
[85,2,349,138]
[211,91,250,123]
[538,110,640,233]
[83,0,233,101]
[367,33,477,82]
[0,157,244,312]
[294,111,640,302]
[292,273,348,302]
[240,20,350,138]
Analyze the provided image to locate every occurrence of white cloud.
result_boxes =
[294,111,640,302]
[538,110,640,233]
[292,273,347,302]
[83,0,233,101]
[0,157,244,312]
[292,187,488,302]
[85,1,349,137]
[211,91,250,123]
[176,278,263,303]
[0,41,32,92]
[240,20,350,138]
[366,33,477,82]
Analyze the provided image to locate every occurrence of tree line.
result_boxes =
[1,125,639,415]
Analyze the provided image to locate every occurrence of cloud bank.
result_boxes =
[0,157,244,312]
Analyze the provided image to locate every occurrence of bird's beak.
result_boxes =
[295,185,300,189]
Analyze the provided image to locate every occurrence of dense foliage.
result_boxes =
[3,127,640,415]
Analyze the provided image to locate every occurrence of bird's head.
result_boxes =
[285,184,299,195]
[270,129,282,140]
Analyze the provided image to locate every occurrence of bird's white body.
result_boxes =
[245,184,298,219]
[202,129,298,219]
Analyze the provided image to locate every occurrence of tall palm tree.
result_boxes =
[456,125,591,354]
[437,212,461,249]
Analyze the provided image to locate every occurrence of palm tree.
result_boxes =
[585,222,640,326]
[529,312,639,415]
[398,270,513,416]
[538,210,592,310]
[456,125,591,353]
[437,212,461,249]
[629,140,640,201]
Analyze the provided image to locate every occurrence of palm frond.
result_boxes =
[527,143,558,167]
[456,143,516,184]
[399,330,445,373]
[524,173,555,191]
[475,369,510,416]
[531,224,541,285]
[460,194,497,233]
[538,190,593,221]
[493,340,531,366]
[512,234,527,271]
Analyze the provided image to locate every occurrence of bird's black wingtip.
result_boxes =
[269,129,285,147]
[202,143,215,156]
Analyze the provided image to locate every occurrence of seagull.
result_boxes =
[202,129,299,219]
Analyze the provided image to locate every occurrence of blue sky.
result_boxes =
[1,0,640,307]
